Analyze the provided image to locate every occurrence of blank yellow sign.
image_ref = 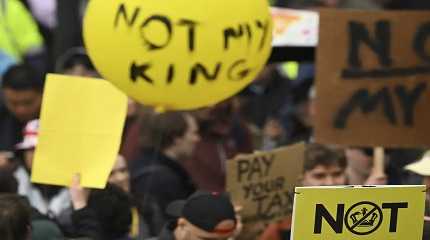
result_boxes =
[292,186,426,240]
[31,74,127,188]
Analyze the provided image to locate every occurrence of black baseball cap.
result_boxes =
[166,191,237,234]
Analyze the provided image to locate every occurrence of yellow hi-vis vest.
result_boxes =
[0,0,44,61]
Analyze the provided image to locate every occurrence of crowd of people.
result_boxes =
[1,0,430,239]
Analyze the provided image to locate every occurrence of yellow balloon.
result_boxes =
[83,0,272,110]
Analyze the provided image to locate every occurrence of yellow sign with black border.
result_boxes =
[292,186,426,240]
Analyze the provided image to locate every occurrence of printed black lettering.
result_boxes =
[382,202,408,232]
[314,204,345,234]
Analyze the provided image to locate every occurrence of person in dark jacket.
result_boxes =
[0,169,64,240]
[0,193,32,240]
[0,64,43,168]
[69,175,133,240]
[129,111,200,235]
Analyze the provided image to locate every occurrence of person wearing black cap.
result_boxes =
[150,191,238,240]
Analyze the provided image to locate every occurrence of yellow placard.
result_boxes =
[31,74,127,188]
[292,186,426,240]
[83,0,273,110]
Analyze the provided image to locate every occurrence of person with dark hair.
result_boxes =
[0,62,43,151]
[279,78,315,145]
[0,169,18,193]
[260,143,347,240]
[0,63,44,170]
[13,119,71,218]
[302,143,347,186]
[0,168,64,240]
[56,47,98,77]
[0,194,32,240]
[129,111,200,235]
[184,100,254,192]
[150,191,237,240]
[69,175,133,240]
[108,155,152,239]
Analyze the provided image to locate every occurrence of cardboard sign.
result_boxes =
[83,0,272,111]
[315,10,430,147]
[271,7,319,47]
[226,143,305,224]
[292,185,426,240]
[31,74,127,188]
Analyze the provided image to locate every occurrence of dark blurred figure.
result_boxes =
[385,0,430,9]
[0,64,43,169]
[184,100,254,192]
[275,0,381,9]
[56,47,98,77]
[69,176,133,240]
[0,169,64,240]
[278,77,314,145]
[237,64,292,129]
[130,112,199,235]
[0,194,32,240]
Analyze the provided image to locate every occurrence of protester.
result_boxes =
[260,143,347,240]
[0,0,46,75]
[345,147,387,185]
[108,155,152,239]
[0,169,18,193]
[150,191,237,240]
[237,64,292,129]
[0,193,32,240]
[0,169,65,240]
[0,64,43,164]
[108,155,130,193]
[56,47,98,77]
[185,100,254,192]
[301,143,347,186]
[13,119,71,218]
[130,111,199,234]
[69,175,133,240]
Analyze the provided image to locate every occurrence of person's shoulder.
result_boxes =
[0,103,10,118]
